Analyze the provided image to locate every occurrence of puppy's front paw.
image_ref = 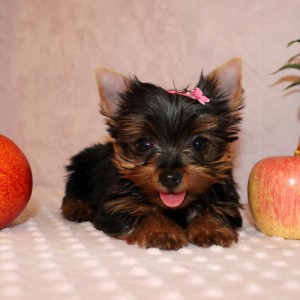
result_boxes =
[127,229,188,250]
[126,215,188,250]
[188,217,238,248]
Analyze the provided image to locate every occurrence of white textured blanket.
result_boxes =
[1,186,299,300]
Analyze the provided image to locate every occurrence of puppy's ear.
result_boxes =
[208,57,243,110]
[95,67,128,117]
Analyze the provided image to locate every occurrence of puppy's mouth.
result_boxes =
[159,191,186,208]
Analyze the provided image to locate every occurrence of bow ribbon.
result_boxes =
[167,87,210,105]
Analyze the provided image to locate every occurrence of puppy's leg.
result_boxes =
[62,196,96,222]
[94,198,188,250]
[187,205,242,248]
[62,143,115,223]
[126,213,188,250]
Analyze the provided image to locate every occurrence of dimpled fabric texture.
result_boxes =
[0,187,299,300]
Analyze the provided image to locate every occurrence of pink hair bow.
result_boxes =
[167,87,210,105]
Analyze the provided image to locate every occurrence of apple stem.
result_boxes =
[295,138,300,157]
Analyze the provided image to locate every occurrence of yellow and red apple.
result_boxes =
[0,134,33,229]
[248,155,300,239]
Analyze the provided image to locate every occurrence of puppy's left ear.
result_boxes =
[208,57,243,110]
[95,67,128,117]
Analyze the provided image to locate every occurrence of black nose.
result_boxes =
[159,172,182,188]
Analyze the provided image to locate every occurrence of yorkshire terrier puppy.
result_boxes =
[62,58,244,250]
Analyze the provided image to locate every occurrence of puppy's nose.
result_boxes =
[159,172,182,188]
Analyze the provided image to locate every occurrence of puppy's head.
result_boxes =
[95,58,244,209]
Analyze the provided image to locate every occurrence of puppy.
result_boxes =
[62,58,244,250]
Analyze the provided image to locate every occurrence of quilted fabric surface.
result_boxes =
[0,187,299,300]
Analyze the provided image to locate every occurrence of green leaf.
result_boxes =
[288,53,300,63]
[284,80,300,90]
[273,63,300,74]
[287,39,300,47]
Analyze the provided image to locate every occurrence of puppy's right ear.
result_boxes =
[95,67,128,117]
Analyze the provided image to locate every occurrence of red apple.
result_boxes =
[248,155,300,239]
[0,134,33,229]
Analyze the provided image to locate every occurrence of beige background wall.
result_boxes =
[1,0,299,202]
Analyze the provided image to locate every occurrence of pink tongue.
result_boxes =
[159,192,186,208]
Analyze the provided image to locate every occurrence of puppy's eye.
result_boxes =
[135,137,153,154]
[192,136,209,152]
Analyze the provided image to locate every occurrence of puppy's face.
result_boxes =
[95,59,243,209]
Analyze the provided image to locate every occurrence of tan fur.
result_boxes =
[62,196,96,222]
[103,197,154,216]
[188,214,238,247]
[124,213,188,250]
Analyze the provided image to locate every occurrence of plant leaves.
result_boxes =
[273,63,300,74]
[287,39,300,47]
[284,80,300,90]
[288,53,300,63]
